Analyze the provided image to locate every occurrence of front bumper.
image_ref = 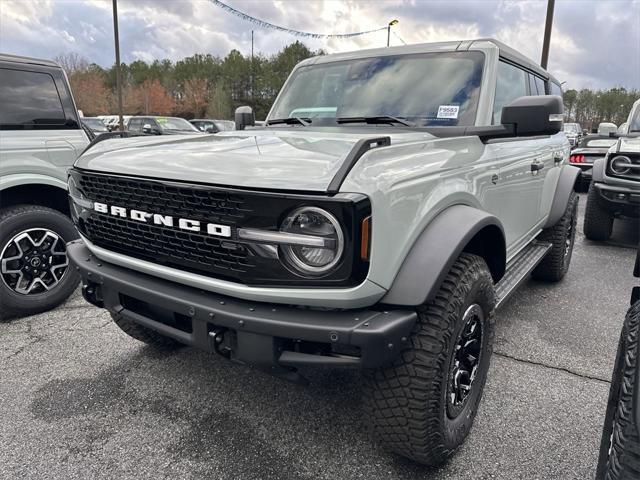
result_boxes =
[68,241,416,369]
[594,182,640,217]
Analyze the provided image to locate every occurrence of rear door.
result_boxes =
[488,61,548,253]
[0,64,87,183]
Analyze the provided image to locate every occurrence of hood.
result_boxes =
[616,136,640,154]
[75,128,433,192]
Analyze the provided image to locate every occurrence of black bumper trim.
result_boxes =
[68,241,416,369]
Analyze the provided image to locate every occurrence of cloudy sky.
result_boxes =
[1,0,638,90]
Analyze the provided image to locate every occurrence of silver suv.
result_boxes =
[0,54,88,319]
[67,39,579,465]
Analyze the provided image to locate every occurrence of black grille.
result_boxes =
[69,169,369,287]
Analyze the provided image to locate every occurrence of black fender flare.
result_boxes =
[543,165,581,229]
[591,158,606,183]
[381,205,506,307]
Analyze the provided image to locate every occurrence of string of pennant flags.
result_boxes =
[209,0,390,39]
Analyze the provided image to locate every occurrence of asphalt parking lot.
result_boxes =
[1,194,638,480]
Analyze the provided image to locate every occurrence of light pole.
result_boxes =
[387,19,398,47]
[112,0,124,132]
[540,0,555,69]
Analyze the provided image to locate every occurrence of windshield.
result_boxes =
[82,118,107,131]
[269,51,484,127]
[156,117,200,132]
[214,120,235,131]
[564,124,580,134]
[630,106,640,132]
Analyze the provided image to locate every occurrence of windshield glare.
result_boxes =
[269,52,484,127]
[157,117,199,131]
[630,107,640,132]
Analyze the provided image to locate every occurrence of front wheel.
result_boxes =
[0,205,80,320]
[363,253,496,466]
[584,184,614,241]
[596,301,640,480]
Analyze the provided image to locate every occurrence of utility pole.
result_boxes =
[112,0,124,132]
[387,20,398,47]
[540,0,555,69]
[251,30,254,107]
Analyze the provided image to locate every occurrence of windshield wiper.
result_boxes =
[336,115,416,127]
[266,117,311,126]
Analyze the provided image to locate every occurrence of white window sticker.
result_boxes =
[437,105,460,119]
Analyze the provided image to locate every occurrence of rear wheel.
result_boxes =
[584,184,614,241]
[532,191,578,282]
[0,205,79,320]
[597,301,640,479]
[363,253,495,466]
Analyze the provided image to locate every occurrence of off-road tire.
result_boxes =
[597,301,640,479]
[532,191,578,282]
[363,253,495,466]
[584,184,614,241]
[110,312,183,350]
[0,205,80,320]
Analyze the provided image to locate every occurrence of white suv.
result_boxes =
[0,53,89,319]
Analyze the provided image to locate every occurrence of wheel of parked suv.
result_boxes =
[596,301,640,480]
[584,184,614,241]
[532,191,578,282]
[0,205,80,320]
[110,312,184,350]
[363,253,495,466]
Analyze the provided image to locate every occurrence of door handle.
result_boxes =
[491,173,499,184]
[531,160,545,172]
[553,153,563,164]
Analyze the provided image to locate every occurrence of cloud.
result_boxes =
[0,0,638,90]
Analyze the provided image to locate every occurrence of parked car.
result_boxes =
[0,53,89,319]
[596,249,640,479]
[584,101,640,240]
[127,116,203,135]
[564,122,583,148]
[569,134,618,191]
[189,118,235,133]
[67,39,577,466]
[99,115,131,131]
[81,117,108,135]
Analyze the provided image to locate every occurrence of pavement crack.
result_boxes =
[493,350,611,384]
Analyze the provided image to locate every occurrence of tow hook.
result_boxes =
[208,327,232,358]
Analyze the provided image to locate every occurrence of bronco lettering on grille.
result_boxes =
[93,202,232,238]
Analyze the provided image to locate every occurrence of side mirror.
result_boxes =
[235,106,255,131]
[501,95,563,136]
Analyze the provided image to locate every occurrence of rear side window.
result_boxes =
[0,68,66,126]
[549,82,563,98]
[534,76,546,95]
[493,61,527,124]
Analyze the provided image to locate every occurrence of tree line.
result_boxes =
[58,43,638,126]
[57,41,321,121]
[563,87,638,131]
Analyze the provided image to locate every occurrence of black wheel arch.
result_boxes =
[381,204,506,307]
[543,165,581,229]
[0,183,70,216]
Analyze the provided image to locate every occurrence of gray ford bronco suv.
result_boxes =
[68,39,579,465]
[584,98,640,241]
[0,54,89,319]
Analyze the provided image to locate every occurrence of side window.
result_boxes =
[493,61,527,124]
[0,68,66,127]
[528,74,538,95]
[534,76,546,96]
[549,82,563,98]
[129,118,141,132]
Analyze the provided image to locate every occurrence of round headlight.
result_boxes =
[279,207,344,276]
[610,155,632,175]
